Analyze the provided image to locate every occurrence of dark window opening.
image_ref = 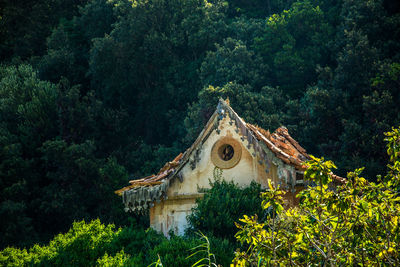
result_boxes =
[218,144,234,161]
[296,172,304,181]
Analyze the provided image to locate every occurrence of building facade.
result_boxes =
[116,99,312,236]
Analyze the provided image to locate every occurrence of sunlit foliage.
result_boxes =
[234,127,400,266]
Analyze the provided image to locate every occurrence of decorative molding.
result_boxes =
[211,136,242,169]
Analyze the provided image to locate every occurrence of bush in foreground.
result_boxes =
[187,168,264,242]
[0,218,234,266]
[234,127,400,266]
[0,219,122,266]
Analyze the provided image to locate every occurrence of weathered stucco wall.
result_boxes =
[150,114,285,236]
[150,195,201,236]
[169,115,277,195]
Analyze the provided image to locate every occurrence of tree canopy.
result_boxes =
[0,0,399,249]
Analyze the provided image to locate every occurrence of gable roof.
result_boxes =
[115,99,319,212]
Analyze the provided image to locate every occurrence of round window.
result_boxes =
[218,144,234,161]
[211,137,242,169]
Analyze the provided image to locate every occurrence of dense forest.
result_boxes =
[1,0,400,254]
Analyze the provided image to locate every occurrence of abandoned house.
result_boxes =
[115,98,343,236]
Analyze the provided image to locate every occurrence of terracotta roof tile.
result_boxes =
[246,124,309,170]
[115,153,182,196]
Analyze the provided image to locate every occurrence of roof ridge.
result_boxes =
[274,126,308,157]
[115,99,324,211]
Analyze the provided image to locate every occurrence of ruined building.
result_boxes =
[116,99,325,236]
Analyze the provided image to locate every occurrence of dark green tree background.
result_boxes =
[0,0,399,248]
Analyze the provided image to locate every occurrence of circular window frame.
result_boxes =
[211,137,242,169]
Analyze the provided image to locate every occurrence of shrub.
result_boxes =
[0,219,154,267]
[0,247,31,267]
[0,219,121,266]
[96,250,130,267]
[107,226,165,265]
[187,168,264,241]
[147,235,202,267]
[234,127,400,266]
[1,219,233,266]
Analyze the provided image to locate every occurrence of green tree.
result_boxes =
[254,0,333,96]
[0,64,58,247]
[296,0,400,178]
[37,0,115,86]
[0,64,131,248]
[200,37,268,89]
[0,0,88,61]
[184,82,286,145]
[224,0,296,18]
[89,0,228,145]
[37,140,129,238]
[234,127,400,266]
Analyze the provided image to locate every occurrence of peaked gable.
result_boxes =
[115,99,319,212]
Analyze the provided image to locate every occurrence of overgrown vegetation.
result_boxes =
[187,168,264,241]
[1,0,399,254]
[0,219,233,266]
[1,127,400,266]
[233,126,400,266]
